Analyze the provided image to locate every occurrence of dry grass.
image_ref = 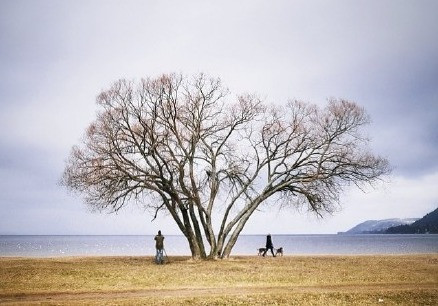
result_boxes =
[1,255,437,305]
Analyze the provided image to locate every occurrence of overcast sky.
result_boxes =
[1,0,437,235]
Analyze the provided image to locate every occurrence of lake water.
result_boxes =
[0,234,437,257]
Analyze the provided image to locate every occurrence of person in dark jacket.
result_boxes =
[154,230,165,264]
[262,234,276,257]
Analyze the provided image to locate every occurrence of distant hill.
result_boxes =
[343,218,418,234]
[385,208,438,234]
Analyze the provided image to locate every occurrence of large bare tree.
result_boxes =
[62,73,390,259]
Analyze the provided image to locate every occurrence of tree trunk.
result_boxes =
[180,205,203,259]
[221,199,264,258]
[189,204,207,258]
[221,221,245,258]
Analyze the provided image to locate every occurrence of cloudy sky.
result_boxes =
[1,0,437,235]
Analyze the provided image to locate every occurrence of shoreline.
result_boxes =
[1,252,438,259]
[2,234,436,258]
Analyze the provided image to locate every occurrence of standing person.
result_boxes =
[262,234,276,257]
[154,230,165,264]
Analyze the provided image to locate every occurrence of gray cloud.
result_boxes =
[1,0,437,235]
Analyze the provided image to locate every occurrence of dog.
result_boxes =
[257,248,266,256]
[275,247,284,256]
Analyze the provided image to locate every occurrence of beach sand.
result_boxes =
[1,254,437,305]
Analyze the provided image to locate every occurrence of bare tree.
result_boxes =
[62,73,390,259]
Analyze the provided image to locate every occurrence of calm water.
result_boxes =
[0,234,437,257]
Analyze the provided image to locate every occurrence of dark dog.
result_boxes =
[275,247,284,256]
[257,248,266,256]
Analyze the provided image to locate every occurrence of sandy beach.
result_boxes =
[1,254,437,305]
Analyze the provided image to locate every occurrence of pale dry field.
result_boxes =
[0,255,437,305]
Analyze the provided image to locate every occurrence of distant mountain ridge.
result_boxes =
[344,218,419,234]
[341,207,438,234]
[385,208,438,234]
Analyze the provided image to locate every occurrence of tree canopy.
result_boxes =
[62,73,390,258]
